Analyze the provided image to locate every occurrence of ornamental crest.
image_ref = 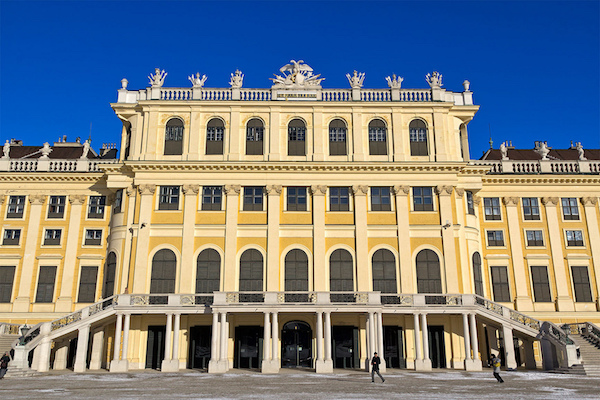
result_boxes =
[270,60,324,89]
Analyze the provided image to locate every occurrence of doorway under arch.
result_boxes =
[281,321,313,368]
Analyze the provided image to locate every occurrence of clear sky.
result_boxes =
[1,0,598,159]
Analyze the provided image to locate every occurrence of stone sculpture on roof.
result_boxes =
[576,142,587,161]
[270,60,324,89]
[2,140,9,159]
[346,70,365,89]
[426,71,443,88]
[229,70,244,89]
[188,72,208,88]
[385,74,403,89]
[500,141,508,160]
[149,68,167,87]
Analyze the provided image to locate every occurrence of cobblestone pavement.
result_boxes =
[1,369,599,399]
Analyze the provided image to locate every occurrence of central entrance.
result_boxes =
[332,326,359,369]
[384,326,406,368]
[234,326,263,369]
[145,325,166,370]
[188,326,211,369]
[428,325,447,368]
[281,321,312,368]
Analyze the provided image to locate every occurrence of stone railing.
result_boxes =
[239,89,272,101]
[0,158,119,173]
[160,88,192,100]
[0,323,21,335]
[360,89,391,102]
[562,322,600,346]
[322,89,351,101]
[471,159,600,175]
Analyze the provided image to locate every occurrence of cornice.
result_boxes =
[0,174,103,183]
[482,176,600,185]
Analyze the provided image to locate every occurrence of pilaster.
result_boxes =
[312,186,327,291]
[266,185,282,291]
[581,197,600,309]
[268,109,280,161]
[228,107,241,161]
[224,185,240,291]
[437,186,459,293]
[132,184,155,293]
[180,185,199,292]
[393,186,413,293]
[353,185,369,291]
[351,111,364,161]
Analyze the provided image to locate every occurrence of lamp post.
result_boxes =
[18,324,30,346]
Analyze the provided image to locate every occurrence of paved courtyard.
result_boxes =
[1,369,599,399]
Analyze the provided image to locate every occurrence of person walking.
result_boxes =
[371,352,385,383]
[0,352,10,379]
[490,353,504,383]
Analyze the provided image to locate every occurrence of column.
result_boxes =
[268,108,281,161]
[211,312,219,361]
[223,186,240,291]
[262,312,279,373]
[503,197,534,311]
[353,186,369,291]
[368,312,376,369]
[227,107,241,161]
[413,313,422,369]
[208,311,228,373]
[132,184,155,293]
[351,110,365,161]
[14,195,45,312]
[454,189,472,294]
[502,324,517,370]
[523,339,537,369]
[324,312,332,362]
[89,329,105,370]
[542,197,574,311]
[376,312,386,372]
[316,312,324,362]
[437,186,459,293]
[311,186,327,291]
[220,312,228,362]
[418,313,432,371]
[170,313,181,371]
[180,185,199,293]
[110,313,124,372]
[462,313,472,370]
[161,313,173,371]
[312,110,325,161]
[394,186,414,293]
[469,313,482,369]
[263,312,271,362]
[53,342,69,370]
[73,324,91,372]
[122,313,131,363]
[271,312,279,367]
[56,195,85,312]
[120,186,137,293]
[391,110,406,161]
[432,111,449,161]
[36,323,53,373]
[266,186,282,291]
[581,197,600,309]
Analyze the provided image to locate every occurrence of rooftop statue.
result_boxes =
[229,70,244,89]
[346,70,365,89]
[534,141,550,160]
[576,142,587,161]
[188,72,208,88]
[148,68,167,88]
[385,74,403,89]
[80,140,91,160]
[40,142,52,160]
[2,140,9,159]
[500,141,508,160]
[426,71,443,88]
[270,60,324,89]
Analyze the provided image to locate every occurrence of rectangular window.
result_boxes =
[202,186,222,211]
[287,187,307,211]
[571,266,593,302]
[47,196,66,218]
[487,230,504,247]
[526,230,544,247]
[522,198,540,220]
[243,187,264,211]
[35,266,57,303]
[566,230,584,246]
[371,187,391,211]
[413,187,434,211]
[0,266,16,303]
[44,229,62,246]
[562,198,580,220]
[483,197,501,220]
[7,196,26,218]
[329,187,350,211]
[88,196,106,219]
[530,266,552,302]
[2,229,21,246]
[113,189,123,213]
[77,266,98,303]
[85,229,102,246]
[158,186,180,210]
[466,191,475,215]
[491,266,510,302]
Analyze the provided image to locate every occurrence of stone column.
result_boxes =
[180,185,199,293]
[394,186,414,293]
[501,324,517,370]
[263,312,271,361]
[162,313,173,371]
[313,110,325,161]
[56,195,86,312]
[223,186,240,291]
[462,313,479,371]
[368,312,376,370]
[74,324,91,372]
[324,312,332,363]
[14,195,46,311]
[417,313,432,371]
[316,312,324,363]
[120,186,137,293]
[542,197,574,311]
[523,339,537,369]
[271,312,280,369]
[121,314,131,362]
[164,313,181,372]
[437,185,459,293]
[53,342,69,370]
[312,186,327,291]
[581,197,600,308]
[110,314,125,372]
[210,312,219,361]
[377,312,386,372]
[503,197,534,311]
[35,323,53,372]
[413,313,422,368]
[209,311,229,373]
[354,186,369,291]
[266,185,282,291]
[391,110,406,161]
[220,312,228,363]
[89,329,105,370]
[262,312,279,373]
[469,313,482,370]
[132,185,156,293]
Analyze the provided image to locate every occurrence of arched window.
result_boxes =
[416,249,442,293]
[164,118,184,155]
[288,119,306,156]
[206,118,224,155]
[409,120,428,156]
[102,252,116,298]
[196,249,221,293]
[372,249,397,293]
[329,119,347,156]
[239,249,263,291]
[472,252,483,296]
[368,119,387,155]
[151,249,176,293]
[329,249,354,291]
[246,118,264,155]
[285,249,309,291]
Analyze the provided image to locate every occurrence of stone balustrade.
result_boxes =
[0,158,119,173]
[471,159,600,175]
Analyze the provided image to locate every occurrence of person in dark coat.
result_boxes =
[490,353,504,383]
[0,352,10,379]
[371,352,385,383]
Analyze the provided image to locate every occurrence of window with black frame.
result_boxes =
[246,118,264,155]
[85,229,102,246]
[243,187,264,211]
[409,119,428,156]
[44,229,61,246]
[368,119,387,155]
[566,230,584,246]
[530,266,552,302]
[35,266,57,303]
[413,187,434,211]
[159,186,180,210]
[561,198,579,220]
[472,252,483,296]
[329,119,347,156]
[88,196,106,219]
[287,187,307,211]
[522,198,540,220]
[571,266,593,302]
[202,186,222,210]
[526,230,544,247]
[206,118,224,155]
[164,118,184,155]
[0,266,15,303]
[466,191,475,215]
[371,187,391,211]
[47,196,66,218]
[483,197,501,220]
[77,266,98,303]
[329,187,350,211]
[490,266,510,302]
[487,230,504,246]
[113,189,123,213]
[288,119,306,156]
[6,196,25,218]
[2,229,20,246]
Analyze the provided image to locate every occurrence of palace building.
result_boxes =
[1,61,599,376]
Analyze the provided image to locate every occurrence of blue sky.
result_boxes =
[1,0,598,158]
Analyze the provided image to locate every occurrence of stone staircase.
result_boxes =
[0,335,18,354]
[572,334,600,377]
